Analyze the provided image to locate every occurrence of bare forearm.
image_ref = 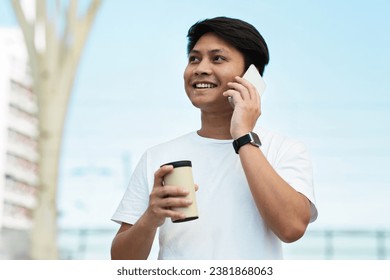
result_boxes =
[111,216,158,260]
[239,144,311,242]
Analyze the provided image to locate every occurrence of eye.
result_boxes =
[188,55,200,63]
[213,55,226,63]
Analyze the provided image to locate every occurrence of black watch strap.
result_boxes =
[233,132,261,154]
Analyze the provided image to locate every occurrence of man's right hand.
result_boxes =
[145,165,194,228]
[111,165,198,259]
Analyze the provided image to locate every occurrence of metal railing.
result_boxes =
[58,228,390,260]
[284,229,390,260]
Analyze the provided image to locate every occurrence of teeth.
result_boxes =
[195,83,216,89]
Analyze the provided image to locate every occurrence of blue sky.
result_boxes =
[1,1,390,231]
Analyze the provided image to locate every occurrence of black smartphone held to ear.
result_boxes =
[228,64,266,108]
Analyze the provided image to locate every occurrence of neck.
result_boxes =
[197,110,233,140]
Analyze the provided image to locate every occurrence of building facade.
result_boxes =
[0,27,39,259]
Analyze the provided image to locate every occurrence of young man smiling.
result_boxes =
[111,17,318,260]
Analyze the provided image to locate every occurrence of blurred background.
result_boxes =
[0,0,389,259]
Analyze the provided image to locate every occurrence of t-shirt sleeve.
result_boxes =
[274,141,318,223]
[111,152,151,225]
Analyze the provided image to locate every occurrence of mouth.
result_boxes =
[192,82,217,89]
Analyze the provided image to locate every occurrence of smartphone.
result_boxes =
[228,64,266,107]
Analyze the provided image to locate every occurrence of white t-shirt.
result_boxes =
[112,128,318,259]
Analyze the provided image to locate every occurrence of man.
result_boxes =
[111,16,317,260]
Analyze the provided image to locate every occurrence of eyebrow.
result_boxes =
[189,48,228,55]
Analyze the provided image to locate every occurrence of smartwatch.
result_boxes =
[233,132,261,154]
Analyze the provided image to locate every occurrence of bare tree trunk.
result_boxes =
[11,0,101,259]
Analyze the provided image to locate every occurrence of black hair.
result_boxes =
[187,16,269,76]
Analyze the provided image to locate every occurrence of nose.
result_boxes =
[194,60,212,76]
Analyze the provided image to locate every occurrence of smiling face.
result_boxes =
[184,32,245,112]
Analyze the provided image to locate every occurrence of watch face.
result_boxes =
[249,132,261,147]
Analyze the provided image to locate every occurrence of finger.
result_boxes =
[236,75,255,90]
[223,88,244,105]
[153,184,189,199]
[235,76,258,101]
[146,203,186,223]
[194,184,199,192]
[148,194,191,222]
[235,77,261,109]
[227,82,254,104]
[161,209,187,221]
[153,165,174,188]
[159,196,193,209]
[227,81,250,97]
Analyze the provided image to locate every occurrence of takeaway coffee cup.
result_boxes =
[161,160,198,223]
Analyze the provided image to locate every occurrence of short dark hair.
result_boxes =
[187,16,269,76]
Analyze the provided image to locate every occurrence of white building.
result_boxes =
[0,27,39,259]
